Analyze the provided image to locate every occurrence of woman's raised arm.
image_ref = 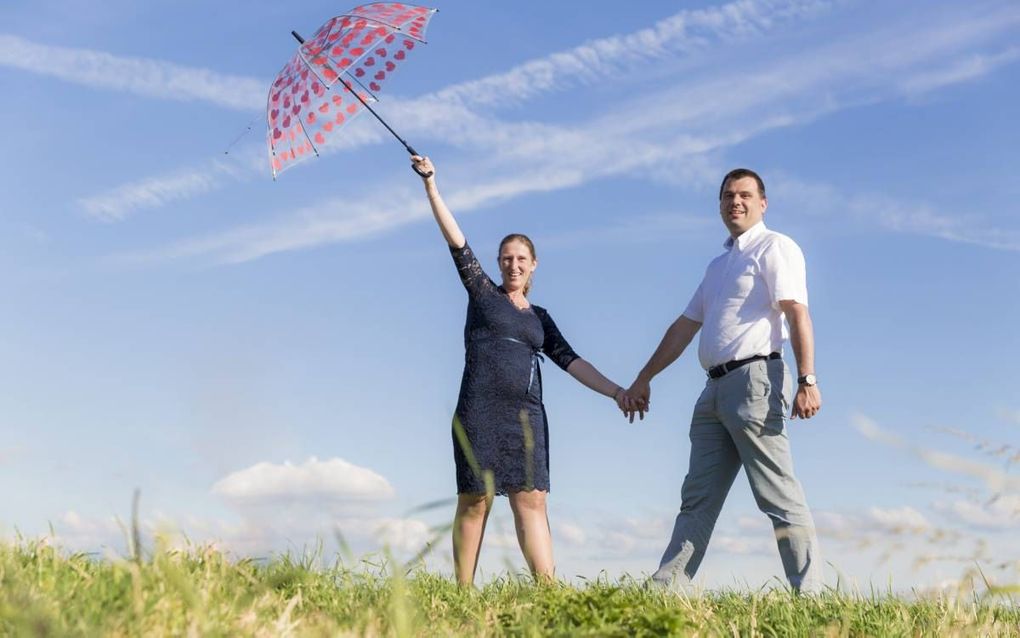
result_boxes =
[413,155,465,249]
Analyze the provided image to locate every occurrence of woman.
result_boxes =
[412,155,633,585]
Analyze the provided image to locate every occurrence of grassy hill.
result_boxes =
[2,539,1017,636]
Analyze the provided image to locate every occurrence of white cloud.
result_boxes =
[212,456,396,505]
[121,188,426,265]
[852,415,1020,493]
[5,1,825,115]
[336,517,433,554]
[73,0,832,221]
[431,0,832,109]
[372,518,433,553]
[736,515,771,532]
[900,46,1020,95]
[36,508,435,559]
[846,195,1020,252]
[78,160,247,222]
[933,496,1020,531]
[714,535,774,556]
[554,520,588,546]
[109,0,1020,262]
[0,34,264,110]
[867,506,931,534]
[771,176,1020,253]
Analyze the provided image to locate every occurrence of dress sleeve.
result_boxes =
[535,306,580,372]
[449,242,497,298]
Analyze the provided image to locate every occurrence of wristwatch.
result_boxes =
[797,374,817,386]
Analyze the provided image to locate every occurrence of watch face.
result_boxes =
[801,374,817,385]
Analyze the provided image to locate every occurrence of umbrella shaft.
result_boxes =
[343,79,418,156]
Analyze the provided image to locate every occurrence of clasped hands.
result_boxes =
[613,377,650,423]
[614,376,822,422]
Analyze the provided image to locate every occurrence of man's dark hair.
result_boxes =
[719,168,766,200]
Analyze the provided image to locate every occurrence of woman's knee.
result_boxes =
[456,493,492,518]
[509,489,547,514]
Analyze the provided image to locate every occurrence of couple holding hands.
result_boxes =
[412,155,823,593]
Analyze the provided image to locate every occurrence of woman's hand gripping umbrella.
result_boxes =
[267,2,437,179]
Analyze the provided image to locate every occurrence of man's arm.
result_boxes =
[625,315,702,422]
[778,300,821,419]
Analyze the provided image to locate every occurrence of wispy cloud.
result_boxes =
[0,34,264,110]
[35,508,436,558]
[115,0,1020,263]
[933,496,1020,531]
[901,46,1020,95]
[72,0,833,221]
[122,188,426,264]
[5,1,827,114]
[431,0,833,108]
[74,0,1020,258]
[852,415,1020,493]
[78,158,253,222]
[773,178,1020,253]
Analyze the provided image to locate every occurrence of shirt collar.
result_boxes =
[723,220,767,251]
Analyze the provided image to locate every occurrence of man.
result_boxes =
[626,168,823,592]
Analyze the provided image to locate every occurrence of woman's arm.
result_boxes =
[412,155,465,249]
[624,315,702,422]
[566,358,633,413]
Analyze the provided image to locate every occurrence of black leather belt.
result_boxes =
[707,352,780,379]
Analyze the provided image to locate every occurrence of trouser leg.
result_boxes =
[718,359,823,592]
[652,384,742,588]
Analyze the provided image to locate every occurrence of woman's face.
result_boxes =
[497,239,536,293]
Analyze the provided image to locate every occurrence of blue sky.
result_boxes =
[1,0,1018,591]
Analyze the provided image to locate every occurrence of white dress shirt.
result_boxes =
[682,221,808,370]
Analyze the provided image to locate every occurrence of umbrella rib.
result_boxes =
[294,38,413,155]
[341,70,379,102]
[296,114,320,158]
[266,72,279,179]
[333,11,434,44]
[295,35,376,102]
[289,55,325,158]
[342,9,434,42]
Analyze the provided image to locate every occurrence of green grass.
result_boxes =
[1,539,1018,637]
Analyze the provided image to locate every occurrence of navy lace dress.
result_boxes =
[450,243,579,495]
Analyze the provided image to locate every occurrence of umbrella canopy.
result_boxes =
[267,2,437,178]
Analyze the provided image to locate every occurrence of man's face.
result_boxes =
[719,176,767,237]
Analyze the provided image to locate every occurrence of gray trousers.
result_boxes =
[651,358,823,592]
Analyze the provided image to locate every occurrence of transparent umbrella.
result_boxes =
[267,2,438,179]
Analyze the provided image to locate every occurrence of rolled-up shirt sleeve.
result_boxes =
[761,236,808,308]
[682,280,706,322]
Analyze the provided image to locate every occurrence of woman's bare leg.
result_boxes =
[453,492,493,586]
[508,489,554,581]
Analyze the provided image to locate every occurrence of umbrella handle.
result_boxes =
[407,145,433,178]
